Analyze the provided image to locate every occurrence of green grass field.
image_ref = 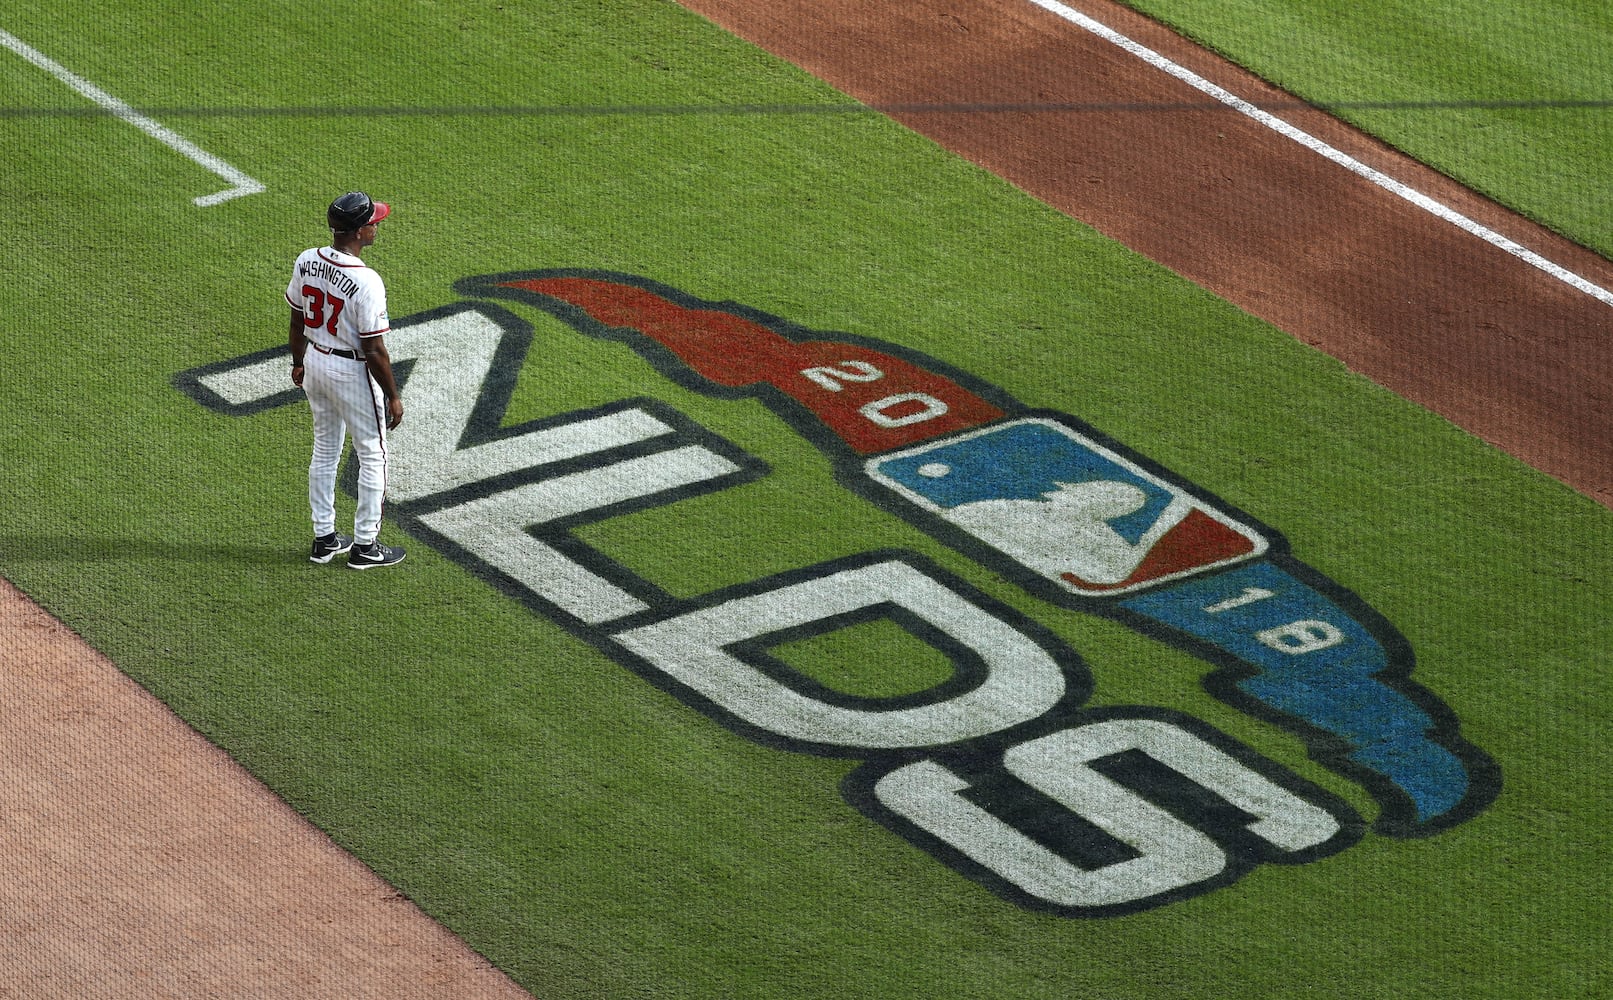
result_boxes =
[2,2,1609,997]
[1127,0,1613,256]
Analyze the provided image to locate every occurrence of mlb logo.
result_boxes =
[866,418,1267,596]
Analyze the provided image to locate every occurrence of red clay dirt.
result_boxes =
[677,0,1613,508]
[4,2,1608,995]
[0,580,533,999]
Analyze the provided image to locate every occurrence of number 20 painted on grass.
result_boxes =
[180,270,1504,915]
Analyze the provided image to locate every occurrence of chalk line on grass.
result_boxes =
[1,28,264,207]
[1024,0,1613,308]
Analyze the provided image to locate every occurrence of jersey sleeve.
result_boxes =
[285,253,305,310]
[354,274,391,338]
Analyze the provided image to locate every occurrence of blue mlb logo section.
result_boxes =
[867,418,1267,595]
[870,420,1174,545]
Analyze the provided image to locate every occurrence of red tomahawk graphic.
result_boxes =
[499,275,1006,455]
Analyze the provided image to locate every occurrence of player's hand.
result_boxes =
[386,397,404,430]
[291,364,304,387]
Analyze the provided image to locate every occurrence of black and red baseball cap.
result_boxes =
[327,191,391,231]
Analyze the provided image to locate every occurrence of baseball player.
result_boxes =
[287,191,406,569]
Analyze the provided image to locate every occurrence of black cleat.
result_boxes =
[347,540,406,570]
[309,533,353,564]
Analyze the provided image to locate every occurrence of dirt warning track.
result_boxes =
[677,0,1613,507]
[0,580,533,999]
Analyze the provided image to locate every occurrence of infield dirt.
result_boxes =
[682,0,1613,507]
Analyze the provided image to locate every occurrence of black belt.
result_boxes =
[310,341,363,360]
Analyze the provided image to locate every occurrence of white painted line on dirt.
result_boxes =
[1,28,265,207]
[1025,0,1613,308]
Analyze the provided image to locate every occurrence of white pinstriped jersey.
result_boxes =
[285,247,390,354]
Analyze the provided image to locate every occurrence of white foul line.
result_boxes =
[1,28,265,207]
[1024,0,1613,308]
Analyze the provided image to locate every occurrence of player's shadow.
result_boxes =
[0,534,309,564]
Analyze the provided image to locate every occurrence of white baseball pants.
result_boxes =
[303,349,388,545]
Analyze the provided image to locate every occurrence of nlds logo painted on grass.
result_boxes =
[178,269,1499,917]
